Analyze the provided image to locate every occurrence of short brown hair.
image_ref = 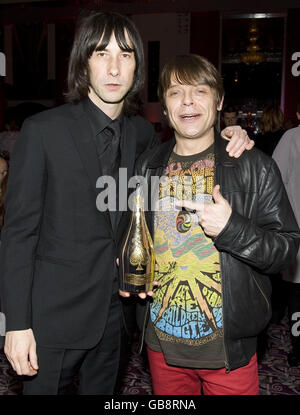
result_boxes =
[158,54,224,110]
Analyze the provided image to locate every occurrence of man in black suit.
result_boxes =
[0,11,253,395]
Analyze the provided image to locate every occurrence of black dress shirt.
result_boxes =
[82,97,124,231]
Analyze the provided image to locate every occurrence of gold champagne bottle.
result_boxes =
[120,184,155,293]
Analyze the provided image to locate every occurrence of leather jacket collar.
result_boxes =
[145,129,237,170]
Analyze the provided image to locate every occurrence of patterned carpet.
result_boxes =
[0,314,299,395]
[257,315,300,395]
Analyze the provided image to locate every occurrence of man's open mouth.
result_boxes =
[180,114,200,119]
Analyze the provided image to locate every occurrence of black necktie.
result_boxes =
[100,119,121,178]
[97,119,122,231]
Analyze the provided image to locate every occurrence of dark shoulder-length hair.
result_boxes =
[65,11,145,116]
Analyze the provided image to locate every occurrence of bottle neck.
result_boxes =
[134,192,145,214]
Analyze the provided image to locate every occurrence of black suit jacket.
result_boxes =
[0,102,157,349]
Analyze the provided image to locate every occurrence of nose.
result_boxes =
[108,56,120,77]
[182,90,193,106]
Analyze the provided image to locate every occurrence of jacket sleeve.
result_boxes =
[214,159,300,274]
[0,118,47,331]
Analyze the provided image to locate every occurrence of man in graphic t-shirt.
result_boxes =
[145,147,224,369]
[122,54,300,395]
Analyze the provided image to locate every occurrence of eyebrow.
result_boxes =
[94,45,134,52]
[168,83,208,89]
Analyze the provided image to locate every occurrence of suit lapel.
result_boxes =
[121,116,137,179]
[116,116,137,230]
[116,117,138,240]
[68,103,113,235]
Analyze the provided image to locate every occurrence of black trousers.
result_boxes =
[23,293,122,395]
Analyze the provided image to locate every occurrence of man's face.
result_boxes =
[88,31,136,115]
[223,111,238,127]
[164,77,222,141]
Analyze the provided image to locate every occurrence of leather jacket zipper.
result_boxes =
[219,252,230,373]
[138,166,157,355]
[252,273,270,311]
[139,301,150,354]
[215,156,230,372]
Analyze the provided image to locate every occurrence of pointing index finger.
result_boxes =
[176,200,204,215]
[176,200,197,210]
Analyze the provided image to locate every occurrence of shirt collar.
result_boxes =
[82,96,124,137]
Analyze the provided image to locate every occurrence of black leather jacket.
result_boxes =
[135,132,300,371]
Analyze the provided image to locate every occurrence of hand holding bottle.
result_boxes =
[116,257,157,299]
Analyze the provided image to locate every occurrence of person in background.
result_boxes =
[221,105,256,140]
[221,105,240,128]
[0,111,21,157]
[273,101,300,367]
[255,104,285,156]
[123,54,300,395]
[255,104,286,340]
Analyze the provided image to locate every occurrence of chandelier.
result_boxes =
[241,21,265,65]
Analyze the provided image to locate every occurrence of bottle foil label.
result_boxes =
[124,273,153,286]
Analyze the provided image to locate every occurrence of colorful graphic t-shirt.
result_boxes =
[145,144,225,369]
